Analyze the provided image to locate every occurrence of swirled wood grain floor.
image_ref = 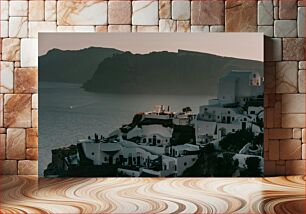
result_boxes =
[0,176,305,214]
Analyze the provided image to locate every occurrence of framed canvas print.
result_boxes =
[38,33,264,177]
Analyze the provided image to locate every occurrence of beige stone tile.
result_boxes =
[269,140,279,160]
[57,26,95,32]
[159,1,171,19]
[9,17,28,38]
[26,148,38,160]
[26,128,38,148]
[29,1,45,21]
[21,38,38,67]
[108,25,131,32]
[95,26,108,32]
[299,61,306,70]
[45,1,57,21]
[177,21,190,32]
[293,128,302,139]
[191,25,209,32]
[280,139,302,160]
[298,0,305,6]
[279,0,297,19]
[9,1,28,17]
[210,25,225,32]
[275,164,285,175]
[302,144,306,159]
[264,62,276,94]
[6,128,26,159]
[0,61,14,93]
[132,1,158,25]
[225,0,256,32]
[29,21,57,38]
[57,1,107,25]
[108,1,131,24]
[282,94,305,114]
[273,97,282,128]
[258,26,273,37]
[0,134,6,159]
[257,0,273,25]
[32,94,38,109]
[172,1,190,21]
[303,129,306,143]
[274,20,297,37]
[18,160,38,175]
[159,19,176,32]
[136,26,159,32]
[1,21,9,37]
[0,128,6,134]
[2,38,20,61]
[276,61,298,93]
[266,108,274,128]
[264,160,276,176]
[274,6,279,20]
[192,0,224,25]
[0,1,9,21]
[14,68,38,94]
[298,70,305,93]
[269,128,292,139]
[297,7,305,37]
[32,110,38,128]
[132,25,136,32]
[283,38,305,61]
[285,160,305,175]
[282,114,305,128]
[4,94,31,128]
[264,38,282,62]
[0,160,17,175]
[14,61,20,68]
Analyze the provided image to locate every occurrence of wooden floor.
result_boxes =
[0,176,305,214]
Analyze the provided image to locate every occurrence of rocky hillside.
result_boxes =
[83,50,263,95]
[39,47,122,83]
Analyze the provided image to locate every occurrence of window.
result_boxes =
[232,129,235,132]
[228,111,230,114]
[157,139,161,144]
[184,162,187,166]
[232,117,234,121]
[164,165,167,170]
[204,108,208,111]
[91,152,95,155]
[250,111,255,114]
[253,74,256,78]
[149,138,152,143]
[143,138,146,143]
[192,158,196,162]
[104,157,108,161]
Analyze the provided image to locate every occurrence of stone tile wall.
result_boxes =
[0,0,305,176]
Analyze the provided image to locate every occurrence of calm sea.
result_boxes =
[38,82,213,175]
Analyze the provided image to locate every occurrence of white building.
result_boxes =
[79,138,200,177]
[211,71,263,106]
[127,124,173,146]
[195,70,264,144]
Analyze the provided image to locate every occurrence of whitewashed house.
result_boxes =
[209,70,263,106]
[196,71,264,144]
[127,124,173,146]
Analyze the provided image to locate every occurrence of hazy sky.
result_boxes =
[39,33,264,61]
